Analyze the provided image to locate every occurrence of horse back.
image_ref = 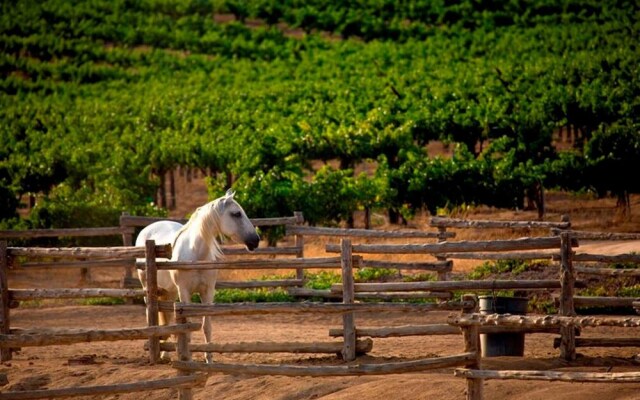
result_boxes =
[135,220,183,247]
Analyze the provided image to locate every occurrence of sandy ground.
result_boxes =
[3,305,640,400]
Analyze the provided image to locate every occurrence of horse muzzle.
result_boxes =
[245,233,260,251]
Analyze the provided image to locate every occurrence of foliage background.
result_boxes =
[1,0,639,234]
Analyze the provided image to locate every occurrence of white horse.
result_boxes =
[135,189,260,362]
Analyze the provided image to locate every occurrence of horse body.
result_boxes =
[135,190,259,362]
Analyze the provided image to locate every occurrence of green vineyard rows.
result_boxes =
[1,0,638,238]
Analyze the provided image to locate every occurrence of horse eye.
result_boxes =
[231,211,242,218]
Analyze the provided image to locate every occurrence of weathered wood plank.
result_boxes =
[551,229,640,241]
[0,323,201,348]
[331,280,574,293]
[168,301,467,318]
[286,225,454,239]
[328,324,561,338]
[448,313,640,328]
[429,217,570,230]
[326,237,573,254]
[9,288,145,301]
[173,352,475,377]
[138,256,353,270]
[0,374,208,400]
[455,368,640,382]
[8,245,171,259]
[16,259,136,269]
[553,337,640,348]
[155,338,373,354]
[0,226,134,239]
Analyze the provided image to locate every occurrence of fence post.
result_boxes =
[0,241,11,361]
[176,314,194,400]
[461,294,482,400]
[294,211,305,285]
[120,212,138,296]
[436,225,449,281]
[559,231,576,361]
[341,239,356,361]
[145,240,160,364]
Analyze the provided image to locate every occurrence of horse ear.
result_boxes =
[225,189,235,199]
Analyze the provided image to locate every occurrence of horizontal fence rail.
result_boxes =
[0,374,208,400]
[7,245,171,260]
[136,256,357,270]
[0,227,134,239]
[326,236,576,254]
[286,225,455,239]
[550,229,640,241]
[328,324,562,338]
[454,369,640,383]
[164,300,470,318]
[173,352,475,377]
[429,216,571,230]
[154,339,374,354]
[331,279,583,293]
[0,323,201,348]
[449,313,640,329]
[9,288,146,301]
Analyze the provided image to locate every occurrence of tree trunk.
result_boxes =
[169,169,176,210]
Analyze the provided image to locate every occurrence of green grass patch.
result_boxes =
[355,268,400,282]
[79,297,126,306]
[466,259,542,280]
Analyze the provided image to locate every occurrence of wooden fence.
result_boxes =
[449,299,640,400]
[431,216,640,354]
[0,241,210,399]
[1,215,638,399]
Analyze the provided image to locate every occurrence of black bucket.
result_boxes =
[479,296,528,357]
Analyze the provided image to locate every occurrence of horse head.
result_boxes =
[217,189,260,251]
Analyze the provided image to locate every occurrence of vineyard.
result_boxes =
[1,0,639,231]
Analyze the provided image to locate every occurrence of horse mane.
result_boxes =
[173,197,225,260]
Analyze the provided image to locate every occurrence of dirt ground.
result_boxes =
[3,305,640,400]
[3,174,640,399]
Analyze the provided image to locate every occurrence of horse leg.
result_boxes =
[157,284,178,362]
[201,286,216,363]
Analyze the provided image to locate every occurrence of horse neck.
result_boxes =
[174,201,224,261]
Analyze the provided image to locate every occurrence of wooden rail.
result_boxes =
[0,374,208,400]
[7,245,171,259]
[429,216,570,230]
[326,236,576,254]
[0,226,134,239]
[286,225,455,239]
[172,352,475,377]
[0,323,200,348]
[455,368,640,383]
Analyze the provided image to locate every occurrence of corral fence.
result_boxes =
[430,216,640,357]
[0,215,639,399]
[0,241,209,399]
